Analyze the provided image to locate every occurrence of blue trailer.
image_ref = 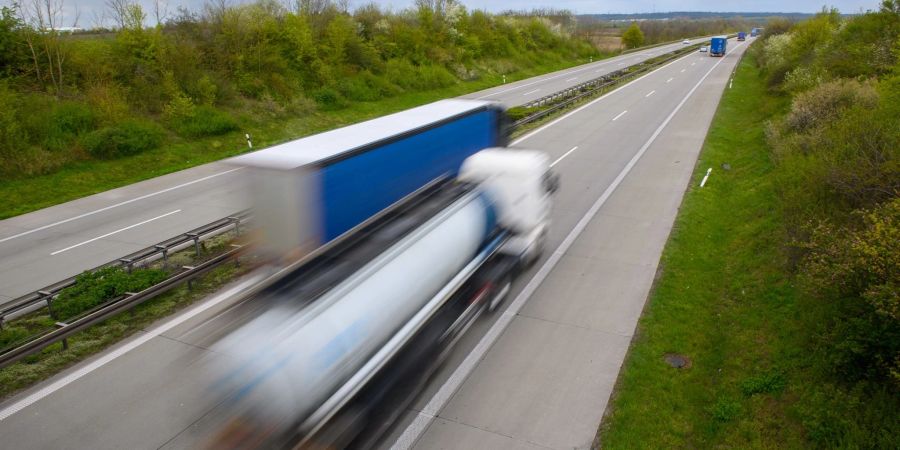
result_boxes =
[737,31,746,41]
[709,36,728,57]
[229,99,508,256]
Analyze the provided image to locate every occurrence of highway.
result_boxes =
[0,37,750,449]
[0,37,705,305]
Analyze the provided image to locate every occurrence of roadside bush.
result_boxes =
[44,103,96,151]
[0,81,26,158]
[797,381,900,447]
[781,79,878,134]
[769,80,899,235]
[414,64,458,90]
[85,83,131,124]
[383,60,457,91]
[797,198,900,387]
[50,103,95,136]
[53,267,169,321]
[170,105,238,138]
[82,120,164,159]
[312,87,348,109]
[757,33,794,87]
[0,326,30,349]
[336,71,401,102]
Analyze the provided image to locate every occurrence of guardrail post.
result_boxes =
[40,290,56,319]
[119,258,134,274]
[186,233,201,256]
[155,245,169,269]
[231,245,242,268]
[183,266,195,290]
[228,216,242,236]
[54,322,68,350]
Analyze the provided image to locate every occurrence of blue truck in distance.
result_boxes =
[737,31,747,41]
[751,27,763,37]
[229,99,509,258]
[709,36,727,57]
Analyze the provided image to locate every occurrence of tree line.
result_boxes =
[0,0,596,177]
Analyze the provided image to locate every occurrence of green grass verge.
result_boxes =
[597,52,808,447]
[0,58,596,220]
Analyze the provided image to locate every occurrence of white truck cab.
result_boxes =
[459,148,558,265]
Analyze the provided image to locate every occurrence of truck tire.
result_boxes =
[487,275,512,313]
[524,229,547,268]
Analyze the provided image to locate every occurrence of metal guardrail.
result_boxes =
[0,210,252,370]
[0,245,246,369]
[0,210,250,326]
[513,43,703,128]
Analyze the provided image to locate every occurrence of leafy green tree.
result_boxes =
[0,6,24,77]
[621,22,644,49]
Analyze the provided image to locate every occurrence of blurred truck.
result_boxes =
[208,147,557,448]
[229,99,509,261]
[710,36,728,57]
[200,99,558,448]
[737,31,747,41]
[751,27,763,37]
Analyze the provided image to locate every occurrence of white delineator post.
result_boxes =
[700,167,712,187]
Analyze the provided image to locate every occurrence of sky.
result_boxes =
[376,1,880,14]
[33,0,886,28]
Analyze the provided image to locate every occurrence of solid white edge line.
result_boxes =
[522,89,541,96]
[392,39,742,450]
[549,146,579,168]
[50,209,182,255]
[0,168,242,244]
[612,110,628,121]
[0,275,263,422]
[565,77,578,82]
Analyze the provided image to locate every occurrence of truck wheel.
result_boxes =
[487,276,512,313]
[524,229,547,268]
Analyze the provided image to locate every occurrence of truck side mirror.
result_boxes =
[543,172,560,194]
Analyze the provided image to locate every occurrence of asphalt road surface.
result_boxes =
[0,37,707,305]
[0,37,750,449]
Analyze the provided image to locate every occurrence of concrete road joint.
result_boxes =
[438,415,556,450]
[514,312,633,337]
[391,40,743,450]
